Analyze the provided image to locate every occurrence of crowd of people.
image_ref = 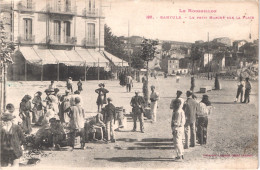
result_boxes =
[1,73,252,166]
[170,90,212,161]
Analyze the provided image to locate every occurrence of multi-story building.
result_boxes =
[212,37,231,46]
[167,58,179,74]
[233,40,247,51]
[1,0,126,81]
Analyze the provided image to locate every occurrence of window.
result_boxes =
[53,20,61,43]
[54,0,62,11]
[23,18,32,40]
[64,21,71,43]
[26,0,32,9]
[65,0,71,12]
[87,23,95,44]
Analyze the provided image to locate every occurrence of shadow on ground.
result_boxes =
[95,157,175,162]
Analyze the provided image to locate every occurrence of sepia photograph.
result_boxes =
[0,0,258,169]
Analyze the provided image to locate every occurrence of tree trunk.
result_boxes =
[144,61,149,106]
[0,64,3,114]
[3,63,7,112]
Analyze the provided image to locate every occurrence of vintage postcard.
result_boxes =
[0,0,258,169]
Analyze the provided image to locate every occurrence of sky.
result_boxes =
[103,0,259,43]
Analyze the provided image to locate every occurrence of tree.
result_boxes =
[140,38,158,105]
[0,20,15,113]
[104,24,128,63]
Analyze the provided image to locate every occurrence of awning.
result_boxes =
[64,50,85,66]
[75,49,96,67]
[49,49,72,65]
[19,47,42,64]
[33,48,57,64]
[87,49,109,67]
[102,51,129,66]
[18,47,110,67]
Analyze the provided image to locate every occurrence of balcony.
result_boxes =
[46,4,77,15]
[83,38,98,47]
[48,35,77,45]
[17,2,35,12]
[82,8,99,17]
[17,34,35,44]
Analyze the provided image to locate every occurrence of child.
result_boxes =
[77,79,83,92]
[171,99,185,161]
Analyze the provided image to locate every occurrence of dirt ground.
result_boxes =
[5,76,258,170]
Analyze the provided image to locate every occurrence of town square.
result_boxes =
[0,0,258,169]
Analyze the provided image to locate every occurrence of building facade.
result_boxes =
[0,0,126,81]
[167,58,179,74]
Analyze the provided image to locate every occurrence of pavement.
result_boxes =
[5,76,258,169]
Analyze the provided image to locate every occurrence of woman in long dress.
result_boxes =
[95,83,109,112]
[19,95,33,134]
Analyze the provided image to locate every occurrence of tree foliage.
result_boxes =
[0,20,15,64]
[104,24,128,62]
[140,38,159,62]
[162,42,171,51]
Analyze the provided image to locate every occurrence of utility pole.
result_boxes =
[208,32,210,80]
[128,20,131,73]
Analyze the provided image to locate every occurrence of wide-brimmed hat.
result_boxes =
[107,97,112,101]
[74,90,80,94]
[1,113,16,121]
[177,90,182,95]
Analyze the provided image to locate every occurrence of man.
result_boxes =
[48,80,56,91]
[126,74,133,92]
[170,90,184,110]
[103,97,116,142]
[68,97,85,149]
[183,90,198,149]
[234,77,245,103]
[150,85,159,122]
[130,91,145,133]
[67,77,73,93]
[243,77,252,103]
[171,99,185,161]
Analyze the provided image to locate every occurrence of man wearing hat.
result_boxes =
[68,97,85,149]
[1,113,25,167]
[103,97,116,142]
[130,91,146,133]
[150,85,160,122]
[183,90,198,149]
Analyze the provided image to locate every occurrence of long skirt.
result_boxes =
[21,115,32,134]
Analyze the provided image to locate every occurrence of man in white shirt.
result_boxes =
[150,85,159,122]
[126,75,133,92]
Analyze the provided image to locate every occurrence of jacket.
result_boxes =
[183,97,198,124]
[1,124,25,158]
[104,103,116,123]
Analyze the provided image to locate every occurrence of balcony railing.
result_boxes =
[17,2,35,12]
[83,38,98,47]
[49,35,77,45]
[17,34,35,43]
[46,4,77,15]
[82,8,99,17]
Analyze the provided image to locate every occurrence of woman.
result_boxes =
[32,91,43,125]
[19,95,33,134]
[95,83,109,112]
[1,113,25,167]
